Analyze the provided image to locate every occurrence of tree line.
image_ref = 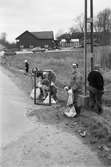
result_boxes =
[56,8,111,37]
[0,33,16,49]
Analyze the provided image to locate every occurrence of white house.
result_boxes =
[60,39,67,47]
[70,39,80,48]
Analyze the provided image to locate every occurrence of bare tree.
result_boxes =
[76,14,84,32]
[55,30,64,39]
[94,8,111,32]
[68,14,84,34]
[69,13,91,34]
[68,27,79,34]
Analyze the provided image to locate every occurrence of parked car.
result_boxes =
[4,49,16,56]
[32,47,45,53]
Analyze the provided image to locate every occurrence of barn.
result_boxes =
[16,30,54,49]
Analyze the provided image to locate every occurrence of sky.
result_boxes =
[0,0,111,42]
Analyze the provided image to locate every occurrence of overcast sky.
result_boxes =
[0,0,111,42]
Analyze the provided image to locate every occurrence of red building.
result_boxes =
[16,30,54,49]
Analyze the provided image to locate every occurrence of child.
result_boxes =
[24,60,29,74]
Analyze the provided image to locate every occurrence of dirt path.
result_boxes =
[1,121,105,167]
[0,68,36,147]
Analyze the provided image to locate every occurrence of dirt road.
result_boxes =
[0,68,35,146]
[0,67,106,167]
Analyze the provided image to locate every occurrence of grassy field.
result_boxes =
[1,46,111,166]
[3,46,111,101]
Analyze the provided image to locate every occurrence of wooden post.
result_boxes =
[34,70,36,104]
[84,0,87,96]
[48,71,51,106]
[90,0,94,71]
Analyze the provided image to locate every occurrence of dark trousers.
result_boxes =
[25,67,29,73]
[50,86,57,101]
[73,90,81,115]
[88,86,103,114]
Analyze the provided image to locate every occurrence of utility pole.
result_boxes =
[48,71,51,106]
[90,0,94,71]
[84,0,87,95]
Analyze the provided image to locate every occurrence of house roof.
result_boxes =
[31,31,54,39]
[0,44,5,51]
[16,31,54,40]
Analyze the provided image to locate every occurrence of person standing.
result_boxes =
[64,63,83,117]
[87,65,104,114]
[24,60,29,74]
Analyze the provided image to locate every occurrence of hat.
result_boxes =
[72,63,78,68]
[24,59,27,62]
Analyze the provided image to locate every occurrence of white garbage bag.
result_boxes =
[30,88,41,99]
[43,93,56,104]
[67,89,73,106]
[64,105,77,118]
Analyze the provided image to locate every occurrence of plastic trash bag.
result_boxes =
[64,88,77,117]
[64,105,77,117]
[67,89,73,106]
[43,93,56,104]
[30,88,41,99]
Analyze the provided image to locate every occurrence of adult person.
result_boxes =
[87,64,104,114]
[64,63,83,117]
